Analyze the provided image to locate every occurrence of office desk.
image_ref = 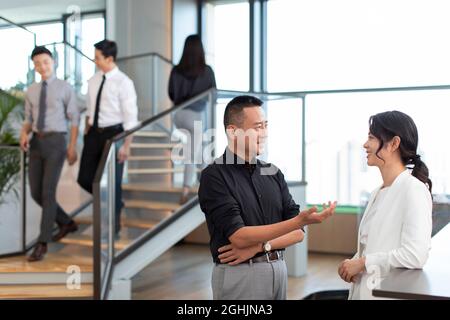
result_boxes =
[373,223,450,300]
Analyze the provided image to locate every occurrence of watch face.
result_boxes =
[264,243,271,252]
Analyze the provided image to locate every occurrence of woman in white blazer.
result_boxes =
[338,110,433,300]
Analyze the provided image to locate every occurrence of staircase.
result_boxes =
[0,127,201,299]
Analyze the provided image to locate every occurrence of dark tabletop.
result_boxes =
[373,223,450,300]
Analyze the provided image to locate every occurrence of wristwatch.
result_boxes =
[263,241,272,253]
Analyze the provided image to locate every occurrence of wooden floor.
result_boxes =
[0,252,92,274]
[132,244,352,300]
[0,284,93,299]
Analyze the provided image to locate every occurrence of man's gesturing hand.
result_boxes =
[297,201,337,226]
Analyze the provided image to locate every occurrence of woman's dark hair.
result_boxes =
[94,39,118,61]
[176,34,206,78]
[369,110,432,193]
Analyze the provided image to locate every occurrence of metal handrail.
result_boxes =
[0,15,36,46]
[267,84,450,97]
[40,40,95,63]
[116,52,173,65]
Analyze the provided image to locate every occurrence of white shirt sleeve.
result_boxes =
[365,182,432,277]
[119,78,139,131]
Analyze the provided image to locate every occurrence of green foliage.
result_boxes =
[0,89,24,205]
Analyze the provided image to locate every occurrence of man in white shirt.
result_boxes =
[78,39,138,236]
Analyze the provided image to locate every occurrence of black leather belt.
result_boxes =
[92,124,123,133]
[248,250,284,264]
[33,131,66,138]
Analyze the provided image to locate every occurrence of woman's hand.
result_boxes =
[338,257,366,283]
[218,243,262,266]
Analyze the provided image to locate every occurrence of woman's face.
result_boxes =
[363,132,388,167]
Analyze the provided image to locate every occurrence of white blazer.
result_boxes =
[349,169,432,300]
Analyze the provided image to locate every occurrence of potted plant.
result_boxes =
[0,88,24,205]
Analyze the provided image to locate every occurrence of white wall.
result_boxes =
[106,0,172,59]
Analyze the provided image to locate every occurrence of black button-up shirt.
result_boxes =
[198,148,300,263]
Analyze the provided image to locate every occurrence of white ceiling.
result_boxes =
[0,0,106,25]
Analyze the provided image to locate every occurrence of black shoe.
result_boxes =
[27,242,47,262]
[52,220,78,242]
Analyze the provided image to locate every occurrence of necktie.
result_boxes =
[37,81,47,132]
[93,75,106,129]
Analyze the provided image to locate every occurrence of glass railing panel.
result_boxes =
[104,90,215,258]
[0,146,24,256]
[117,55,173,121]
[93,143,115,299]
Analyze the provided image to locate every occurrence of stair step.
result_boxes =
[0,251,93,285]
[0,284,93,299]
[125,199,179,211]
[122,184,198,193]
[133,131,168,138]
[127,167,202,175]
[130,143,179,149]
[59,234,131,250]
[75,216,158,229]
[128,155,183,161]
[127,167,183,174]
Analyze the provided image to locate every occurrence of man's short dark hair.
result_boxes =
[223,95,263,130]
[31,46,53,59]
[94,39,118,61]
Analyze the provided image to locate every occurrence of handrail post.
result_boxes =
[301,95,306,184]
[21,150,26,253]
[152,55,158,117]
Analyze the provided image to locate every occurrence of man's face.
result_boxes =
[32,53,54,80]
[228,106,268,158]
[94,49,114,72]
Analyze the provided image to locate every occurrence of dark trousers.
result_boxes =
[77,125,124,233]
[29,133,72,243]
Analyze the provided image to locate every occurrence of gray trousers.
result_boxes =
[212,259,288,300]
[173,108,205,188]
[29,133,71,243]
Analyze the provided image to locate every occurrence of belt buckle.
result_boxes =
[266,251,279,263]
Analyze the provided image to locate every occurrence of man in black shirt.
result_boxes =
[198,95,336,300]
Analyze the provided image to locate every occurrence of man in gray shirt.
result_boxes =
[19,46,80,262]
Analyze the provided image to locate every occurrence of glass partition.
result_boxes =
[0,146,25,256]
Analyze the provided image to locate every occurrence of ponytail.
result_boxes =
[411,155,433,194]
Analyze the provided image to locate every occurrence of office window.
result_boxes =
[28,23,65,80]
[214,95,303,182]
[27,22,63,46]
[0,22,35,89]
[267,0,450,92]
[204,1,250,91]
[65,13,105,94]
[305,90,450,206]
